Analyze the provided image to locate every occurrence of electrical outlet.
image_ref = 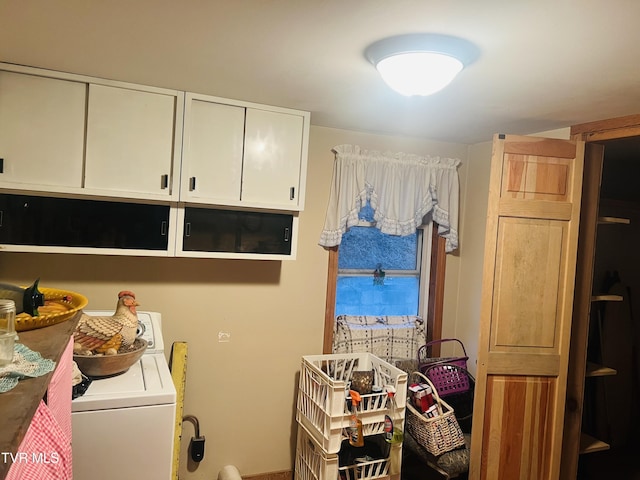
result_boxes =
[218,331,231,342]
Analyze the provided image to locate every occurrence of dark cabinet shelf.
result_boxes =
[597,216,630,225]
[579,433,610,454]
[182,206,293,256]
[0,194,170,251]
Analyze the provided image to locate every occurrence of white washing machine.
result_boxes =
[71,311,176,480]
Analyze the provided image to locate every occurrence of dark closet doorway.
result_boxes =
[559,115,640,479]
[576,134,640,479]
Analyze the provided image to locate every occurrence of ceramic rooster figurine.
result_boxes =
[73,291,139,356]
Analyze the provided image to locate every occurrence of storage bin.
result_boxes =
[296,353,407,453]
[339,455,390,480]
[417,338,468,375]
[294,422,394,480]
[295,423,339,480]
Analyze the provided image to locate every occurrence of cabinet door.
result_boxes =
[85,84,177,197]
[180,96,245,203]
[181,206,293,255]
[0,194,171,251]
[242,108,304,208]
[0,70,85,189]
[469,135,585,480]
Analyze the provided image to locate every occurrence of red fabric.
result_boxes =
[6,400,72,480]
[46,338,73,440]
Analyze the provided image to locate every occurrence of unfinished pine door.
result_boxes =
[469,134,585,480]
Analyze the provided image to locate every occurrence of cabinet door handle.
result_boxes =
[290,187,295,200]
[185,222,191,237]
[189,177,196,191]
[0,158,3,174]
[161,174,169,189]
[0,211,3,227]
[284,227,290,242]
[161,221,167,236]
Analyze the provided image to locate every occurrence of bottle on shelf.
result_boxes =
[384,386,404,444]
[348,390,364,447]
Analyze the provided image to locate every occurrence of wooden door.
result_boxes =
[469,134,585,480]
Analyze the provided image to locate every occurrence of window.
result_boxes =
[336,226,423,316]
[323,214,446,354]
[319,145,460,355]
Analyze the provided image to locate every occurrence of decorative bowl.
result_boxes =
[16,288,89,332]
[73,338,148,378]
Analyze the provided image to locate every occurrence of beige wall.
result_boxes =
[451,140,492,374]
[1,124,468,478]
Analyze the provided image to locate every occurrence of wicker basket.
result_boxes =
[16,288,88,332]
[405,371,465,456]
[424,364,475,433]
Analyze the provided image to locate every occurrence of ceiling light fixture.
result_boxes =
[365,33,479,97]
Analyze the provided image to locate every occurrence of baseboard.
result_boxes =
[242,470,292,480]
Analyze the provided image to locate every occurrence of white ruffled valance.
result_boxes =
[319,144,461,253]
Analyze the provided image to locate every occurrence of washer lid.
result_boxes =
[71,354,176,412]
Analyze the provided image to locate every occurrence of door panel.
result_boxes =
[242,108,304,207]
[504,156,572,200]
[0,70,86,188]
[493,218,564,350]
[85,84,176,196]
[470,134,585,480]
[481,376,554,480]
[180,96,245,203]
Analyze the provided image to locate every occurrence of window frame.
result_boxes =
[322,222,447,357]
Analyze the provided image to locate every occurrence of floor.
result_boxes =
[401,451,468,480]
[402,445,640,480]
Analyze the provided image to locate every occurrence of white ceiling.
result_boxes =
[2,0,640,144]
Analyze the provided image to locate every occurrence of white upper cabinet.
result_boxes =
[0,64,308,211]
[85,84,181,199]
[181,95,245,203]
[0,63,183,201]
[0,63,309,258]
[181,93,309,211]
[0,70,86,191]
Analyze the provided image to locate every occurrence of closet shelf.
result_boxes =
[585,362,617,377]
[591,294,623,302]
[597,216,630,225]
[579,433,610,454]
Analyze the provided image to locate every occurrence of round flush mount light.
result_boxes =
[365,33,479,96]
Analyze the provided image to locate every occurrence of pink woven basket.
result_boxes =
[423,363,471,397]
[417,338,468,370]
[417,338,470,396]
